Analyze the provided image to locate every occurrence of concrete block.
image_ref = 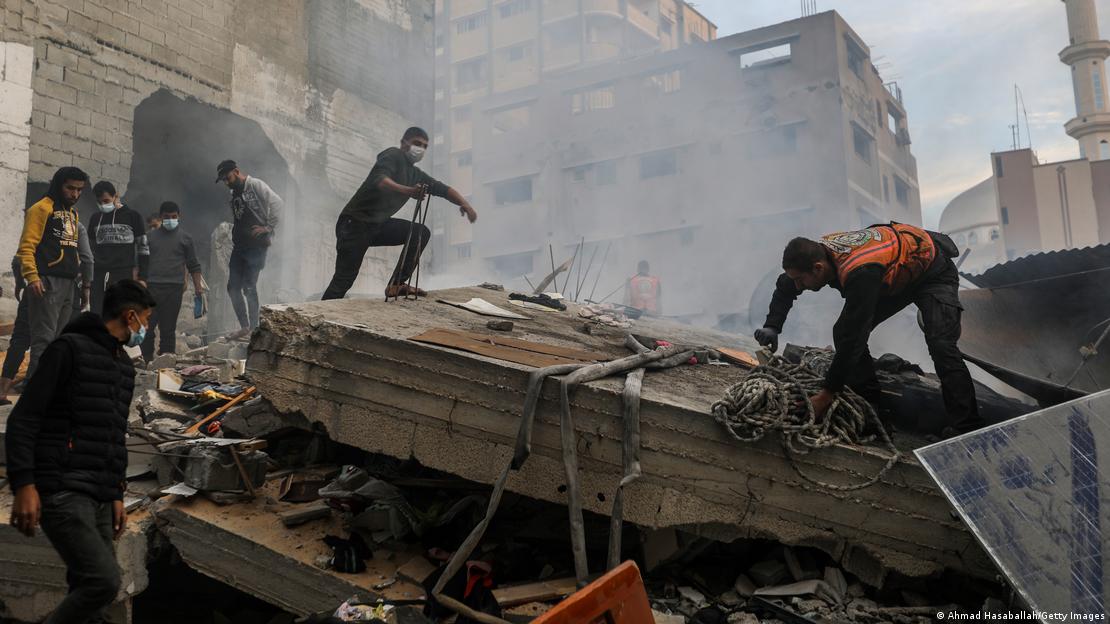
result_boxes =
[183,446,268,492]
[62,67,97,93]
[4,41,34,88]
[39,80,77,105]
[220,400,310,438]
[841,545,887,589]
[136,388,191,423]
[747,560,787,587]
[207,341,231,359]
[732,573,756,597]
[653,611,685,624]
[151,352,177,369]
[784,547,820,581]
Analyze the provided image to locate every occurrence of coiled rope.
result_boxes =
[711,354,901,491]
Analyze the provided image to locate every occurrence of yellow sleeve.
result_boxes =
[17,201,50,284]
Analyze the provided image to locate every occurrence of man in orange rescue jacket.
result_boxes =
[754,223,982,436]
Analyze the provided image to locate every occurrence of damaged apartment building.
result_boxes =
[0,0,436,323]
[432,9,922,327]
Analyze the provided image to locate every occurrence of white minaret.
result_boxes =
[1061,0,1110,160]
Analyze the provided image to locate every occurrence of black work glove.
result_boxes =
[754,326,779,353]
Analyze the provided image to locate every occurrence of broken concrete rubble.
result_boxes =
[248,286,996,583]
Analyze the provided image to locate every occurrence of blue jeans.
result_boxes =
[39,491,121,624]
[227,246,267,330]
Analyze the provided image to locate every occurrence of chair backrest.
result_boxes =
[533,561,653,624]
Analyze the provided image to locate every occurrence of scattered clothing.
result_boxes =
[508,292,566,311]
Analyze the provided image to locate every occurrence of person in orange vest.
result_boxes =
[754,223,982,437]
[626,260,661,315]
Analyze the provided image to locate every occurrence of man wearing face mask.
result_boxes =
[17,167,88,377]
[139,202,205,362]
[6,279,155,624]
[215,160,282,337]
[322,127,478,300]
[87,181,149,316]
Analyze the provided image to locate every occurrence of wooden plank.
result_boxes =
[493,577,579,608]
[184,386,257,436]
[278,502,332,527]
[452,329,603,362]
[410,329,598,368]
[718,347,759,368]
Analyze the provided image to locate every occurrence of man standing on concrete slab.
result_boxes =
[754,223,983,437]
[216,159,282,337]
[321,127,478,300]
[626,260,662,315]
[6,279,155,624]
[16,167,87,377]
[87,181,148,315]
[140,201,205,362]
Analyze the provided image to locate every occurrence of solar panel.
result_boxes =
[915,391,1109,619]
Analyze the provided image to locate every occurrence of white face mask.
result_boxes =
[98,202,115,214]
[406,145,426,164]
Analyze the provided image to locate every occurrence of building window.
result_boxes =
[852,123,873,164]
[507,43,531,62]
[639,149,678,179]
[894,175,909,206]
[455,12,488,34]
[491,104,531,134]
[455,58,488,92]
[888,109,901,134]
[493,176,533,204]
[570,165,589,182]
[845,35,867,79]
[679,227,695,246]
[1095,63,1106,111]
[995,155,1004,177]
[644,69,682,94]
[454,106,472,123]
[1001,206,1010,225]
[883,175,890,202]
[876,101,883,126]
[456,151,472,167]
[498,0,532,19]
[990,228,1000,241]
[571,85,616,114]
[660,17,673,35]
[595,159,617,185]
[491,251,534,275]
[456,243,472,259]
[1101,140,1110,161]
[736,40,792,69]
[746,125,798,159]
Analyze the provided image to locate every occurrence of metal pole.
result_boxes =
[587,242,611,302]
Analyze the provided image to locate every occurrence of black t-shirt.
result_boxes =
[339,147,450,224]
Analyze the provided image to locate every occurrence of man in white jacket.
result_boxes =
[215,159,283,337]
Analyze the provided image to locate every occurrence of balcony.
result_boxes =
[543,0,578,23]
[544,44,581,72]
[584,41,621,62]
[582,0,621,19]
[626,6,658,39]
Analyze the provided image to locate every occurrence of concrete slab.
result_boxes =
[151,486,426,616]
[246,286,996,582]
[0,494,150,623]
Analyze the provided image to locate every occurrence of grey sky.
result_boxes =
[693,0,1107,227]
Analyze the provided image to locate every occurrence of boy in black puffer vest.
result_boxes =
[6,279,155,624]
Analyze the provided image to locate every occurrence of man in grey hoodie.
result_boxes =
[215,160,282,337]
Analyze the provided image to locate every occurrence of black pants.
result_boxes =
[141,283,184,361]
[39,491,121,624]
[227,246,267,330]
[2,294,30,379]
[89,267,131,317]
[846,258,983,433]
[321,216,430,300]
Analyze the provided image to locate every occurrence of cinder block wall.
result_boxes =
[0,0,435,300]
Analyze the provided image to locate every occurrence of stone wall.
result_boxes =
[0,0,434,300]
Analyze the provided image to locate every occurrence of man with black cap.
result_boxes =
[321,127,477,300]
[215,160,283,337]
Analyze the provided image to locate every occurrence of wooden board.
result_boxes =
[410,328,604,369]
[493,577,579,608]
[718,347,759,368]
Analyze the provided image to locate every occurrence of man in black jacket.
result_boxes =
[6,280,155,624]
